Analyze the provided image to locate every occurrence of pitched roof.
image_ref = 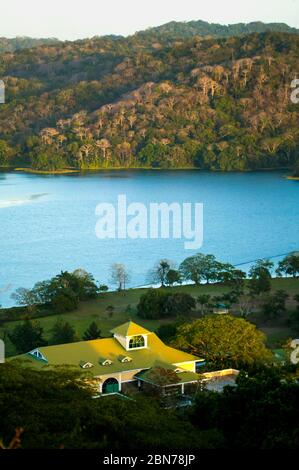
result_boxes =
[111,321,151,337]
[11,331,201,377]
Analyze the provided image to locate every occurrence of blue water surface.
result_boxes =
[0,170,298,306]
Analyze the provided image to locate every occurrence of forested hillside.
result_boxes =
[137,20,299,42]
[0,37,59,53]
[0,31,298,171]
[1,20,297,53]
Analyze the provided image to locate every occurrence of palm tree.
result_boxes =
[95,139,110,160]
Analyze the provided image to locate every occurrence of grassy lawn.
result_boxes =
[260,326,295,349]
[0,288,176,356]
[246,278,299,347]
[270,277,299,296]
[1,278,298,357]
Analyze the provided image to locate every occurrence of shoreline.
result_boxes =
[0,166,293,176]
[13,167,80,175]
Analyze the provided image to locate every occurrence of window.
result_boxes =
[128,335,145,349]
[80,361,94,369]
[101,359,113,366]
[119,356,132,363]
[28,349,47,362]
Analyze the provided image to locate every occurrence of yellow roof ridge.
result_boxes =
[111,320,151,337]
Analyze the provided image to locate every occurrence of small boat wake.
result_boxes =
[0,193,49,209]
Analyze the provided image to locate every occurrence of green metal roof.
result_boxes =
[11,327,201,378]
[176,371,201,383]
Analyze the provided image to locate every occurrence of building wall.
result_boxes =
[98,369,144,393]
[120,369,142,382]
[174,361,196,372]
[98,372,121,393]
[114,334,127,349]
[201,368,239,379]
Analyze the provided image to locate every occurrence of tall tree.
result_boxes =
[137,289,168,319]
[165,269,182,287]
[249,270,272,296]
[249,259,273,296]
[151,259,173,287]
[8,319,47,354]
[249,259,274,279]
[10,287,38,313]
[262,290,289,319]
[197,294,212,315]
[276,254,299,278]
[174,315,271,368]
[111,263,130,291]
[83,322,102,341]
[50,319,77,345]
[180,253,221,285]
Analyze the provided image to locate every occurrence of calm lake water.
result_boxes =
[0,170,299,307]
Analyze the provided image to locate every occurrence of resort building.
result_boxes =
[213,303,230,315]
[15,321,207,395]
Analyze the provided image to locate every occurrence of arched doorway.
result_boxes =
[102,377,119,394]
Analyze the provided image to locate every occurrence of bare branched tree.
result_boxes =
[111,263,130,291]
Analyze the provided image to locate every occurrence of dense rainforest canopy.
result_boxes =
[0,27,298,171]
